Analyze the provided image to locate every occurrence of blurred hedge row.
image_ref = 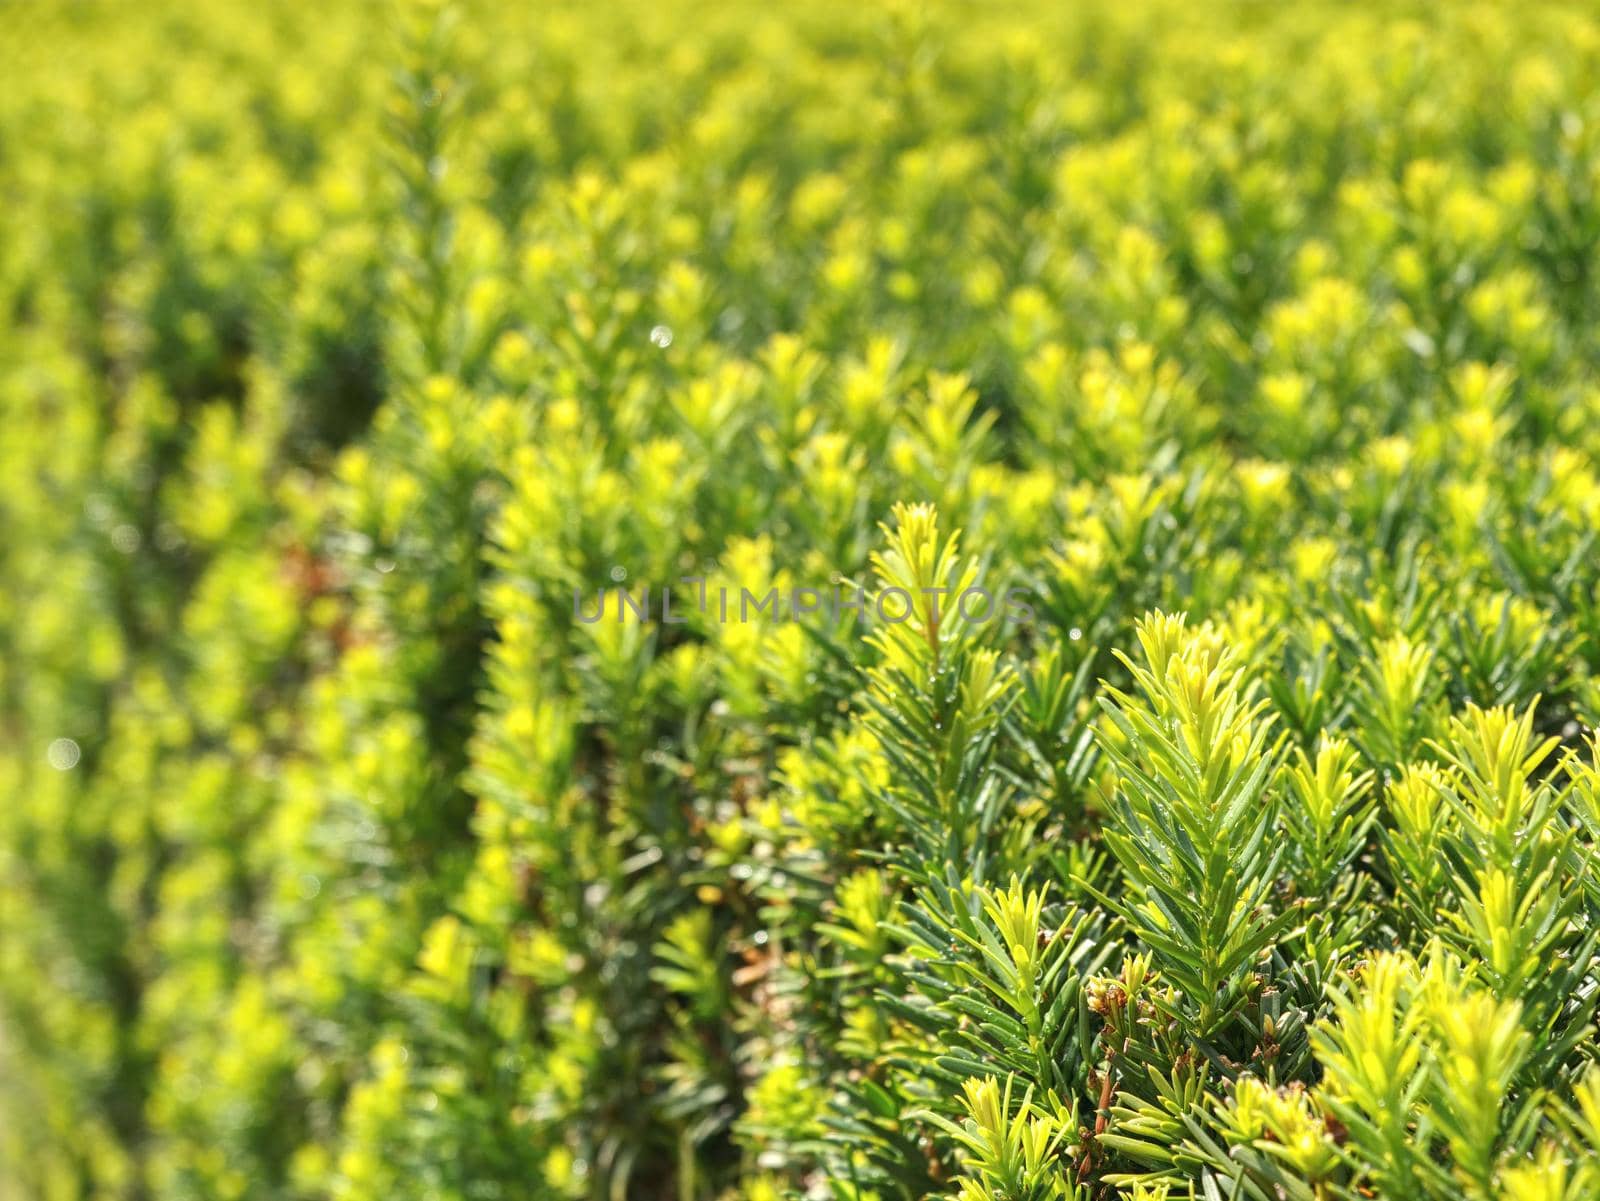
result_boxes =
[9,1,1600,1199]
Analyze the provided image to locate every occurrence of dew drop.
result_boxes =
[47,738,80,771]
[111,524,141,554]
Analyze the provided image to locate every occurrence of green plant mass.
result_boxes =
[11,0,1600,1198]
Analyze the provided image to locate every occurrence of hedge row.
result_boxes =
[7,2,1600,1199]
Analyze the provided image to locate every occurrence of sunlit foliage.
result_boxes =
[6,1,1600,1199]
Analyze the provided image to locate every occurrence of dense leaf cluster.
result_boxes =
[7,1,1600,1199]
